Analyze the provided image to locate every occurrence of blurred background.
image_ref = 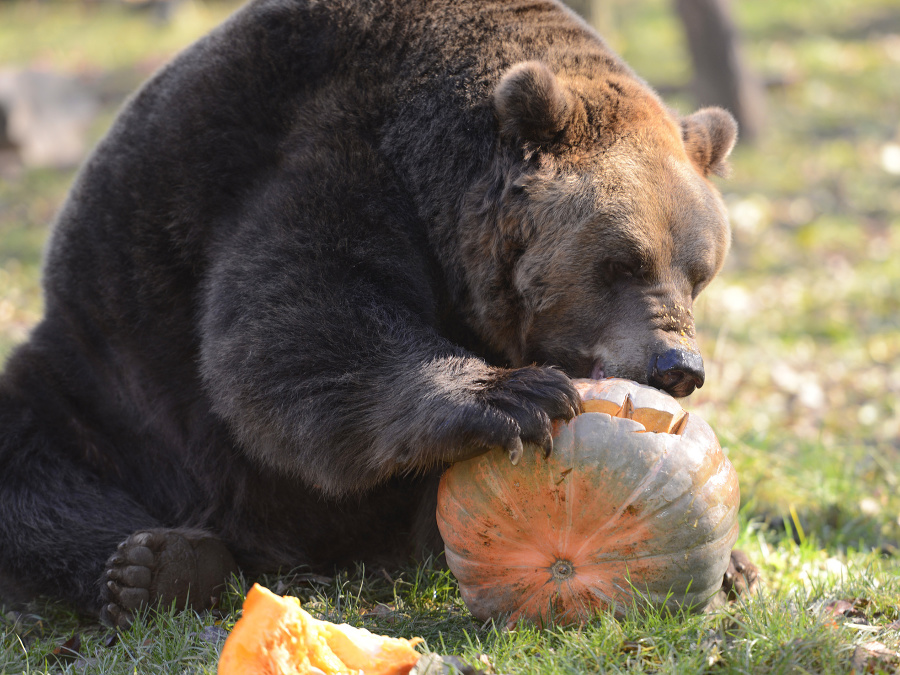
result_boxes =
[0,0,898,563]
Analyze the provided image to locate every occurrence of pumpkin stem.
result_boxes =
[550,560,575,580]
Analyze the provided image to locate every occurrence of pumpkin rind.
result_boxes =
[436,378,740,627]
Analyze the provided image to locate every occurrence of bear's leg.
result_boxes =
[0,442,236,627]
[0,447,150,615]
[101,528,236,629]
[0,390,235,627]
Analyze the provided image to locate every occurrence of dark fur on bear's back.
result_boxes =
[0,0,738,621]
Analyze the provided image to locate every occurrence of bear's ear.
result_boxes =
[493,61,572,144]
[681,107,738,177]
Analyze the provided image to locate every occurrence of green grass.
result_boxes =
[2,0,900,672]
[5,555,900,674]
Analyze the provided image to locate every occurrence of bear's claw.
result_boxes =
[483,365,581,462]
[101,533,158,628]
[507,437,524,465]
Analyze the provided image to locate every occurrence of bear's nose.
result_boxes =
[647,349,705,398]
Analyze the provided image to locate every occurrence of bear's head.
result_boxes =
[460,61,737,399]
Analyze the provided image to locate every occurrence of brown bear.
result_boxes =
[0,0,742,627]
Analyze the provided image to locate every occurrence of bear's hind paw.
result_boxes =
[100,528,237,629]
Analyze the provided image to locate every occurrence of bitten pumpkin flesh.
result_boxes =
[217,584,422,675]
[436,378,740,627]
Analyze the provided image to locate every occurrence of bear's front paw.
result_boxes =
[475,366,581,464]
[100,528,237,629]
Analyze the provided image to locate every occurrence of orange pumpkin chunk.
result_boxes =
[218,584,423,675]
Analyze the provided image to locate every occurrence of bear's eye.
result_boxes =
[596,259,649,285]
[608,261,632,279]
[634,263,652,282]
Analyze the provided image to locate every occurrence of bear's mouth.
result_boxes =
[590,360,606,380]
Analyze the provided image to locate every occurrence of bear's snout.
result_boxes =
[646,348,705,398]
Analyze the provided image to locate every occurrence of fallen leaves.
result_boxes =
[823,598,870,627]
[850,641,900,673]
[51,633,81,662]
[817,597,900,672]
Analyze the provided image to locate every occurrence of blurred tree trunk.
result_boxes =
[0,106,12,150]
[673,0,766,143]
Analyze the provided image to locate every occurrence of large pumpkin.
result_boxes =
[436,378,739,627]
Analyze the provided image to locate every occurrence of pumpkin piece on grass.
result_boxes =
[436,378,740,628]
[218,584,423,675]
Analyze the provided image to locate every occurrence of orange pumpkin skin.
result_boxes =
[436,378,739,627]
[218,583,422,675]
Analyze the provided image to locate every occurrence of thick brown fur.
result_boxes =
[0,0,739,625]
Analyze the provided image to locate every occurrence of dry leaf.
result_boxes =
[52,634,81,662]
[826,600,855,615]
[823,598,870,627]
[196,625,228,644]
[362,603,400,625]
[620,640,641,654]
[850,641,900,673]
